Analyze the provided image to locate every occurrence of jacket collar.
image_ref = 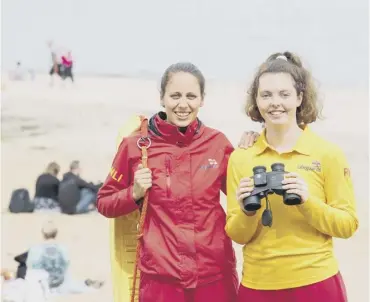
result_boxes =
[149,112,203,146]
[255,125,312,156]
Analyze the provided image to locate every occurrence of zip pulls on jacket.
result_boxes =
[165,156,172,198]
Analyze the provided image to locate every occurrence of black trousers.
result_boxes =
[49,64,63,77]
[62,66,74,82]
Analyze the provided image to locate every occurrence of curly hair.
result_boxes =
[246,51,322,125]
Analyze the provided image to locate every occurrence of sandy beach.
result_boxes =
[1,74,369,302]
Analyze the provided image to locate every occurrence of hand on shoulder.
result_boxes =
[238,131,260,149]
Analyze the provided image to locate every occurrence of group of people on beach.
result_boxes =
[8,160,101,215]
[97,51,358,302]
[6,41,74,86]
[33,160,102,215]
[3,161,103,301]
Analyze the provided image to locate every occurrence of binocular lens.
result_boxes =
[253,166,266,174]
[271,163,285,172]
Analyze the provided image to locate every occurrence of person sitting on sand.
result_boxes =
[33,162,61,213]
[26,220,103,295]
[58,160,102,215]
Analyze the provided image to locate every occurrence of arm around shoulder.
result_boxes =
[97,139,139,218]
[220,135,235,195]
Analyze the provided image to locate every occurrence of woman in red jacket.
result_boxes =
[97,62,256,302]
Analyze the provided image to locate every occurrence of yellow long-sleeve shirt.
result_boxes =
[225,126,358,290]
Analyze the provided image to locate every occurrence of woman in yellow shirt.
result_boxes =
[226,51,358,302]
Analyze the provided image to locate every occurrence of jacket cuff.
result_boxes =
[126,186,144,207]
[135,197,144,207]
[123,186,140,212]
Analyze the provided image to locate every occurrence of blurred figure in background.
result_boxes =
[8,61,36,82]
[61,50,74,83]
[47,40,63,86]
[10,61,26,81]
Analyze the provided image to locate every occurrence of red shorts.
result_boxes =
[237,273,347,302]
[139,273,238,302]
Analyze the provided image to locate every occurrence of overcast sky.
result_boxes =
[2,0,368,87]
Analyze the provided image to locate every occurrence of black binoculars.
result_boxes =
[242,163,301,212]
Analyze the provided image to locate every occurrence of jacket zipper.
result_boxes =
[165,156,172,198]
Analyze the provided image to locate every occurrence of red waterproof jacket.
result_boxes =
[97,112,237,289]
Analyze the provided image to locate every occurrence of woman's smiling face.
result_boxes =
[160,72,204,127]
[256,72,302,127]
